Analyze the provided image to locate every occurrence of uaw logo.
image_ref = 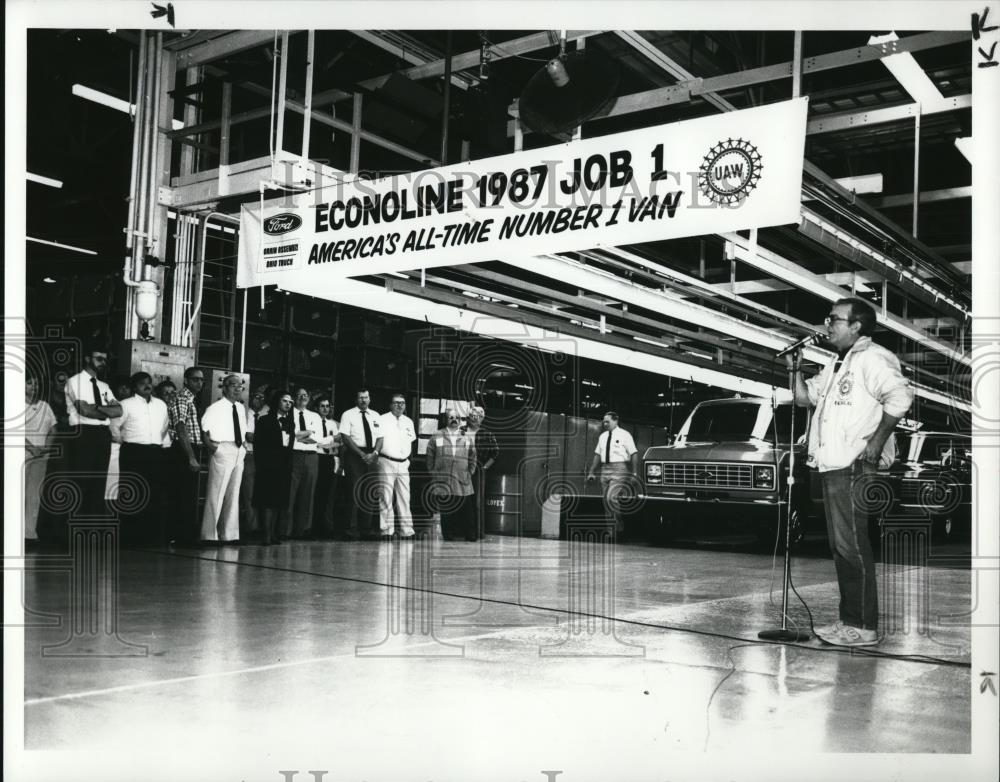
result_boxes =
[698,138,763,205]
[838,374,854,398]
[263,212,302,235]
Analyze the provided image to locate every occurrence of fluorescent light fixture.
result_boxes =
[954,137,972,164]
[386,272,409,279]
[42,277,57,284]
[834,173,883,195]
[868,33,949,111]
[72,83,184,130]
[26,236,97,256]
[27,172,63,189]
[634,336,671,349]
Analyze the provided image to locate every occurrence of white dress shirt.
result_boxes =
[340,406,383,449]
[316,417,340,455]
[112,395,169,446]
[594,427,638,464]
[378,413,416,460]
[201,398,247,444]
[292,407,330,452]
[64,370,117,426]
[245,404,268,453]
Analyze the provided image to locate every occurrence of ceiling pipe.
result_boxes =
[440,30,453,165]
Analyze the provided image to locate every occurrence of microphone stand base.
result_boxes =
[757,628,813,642]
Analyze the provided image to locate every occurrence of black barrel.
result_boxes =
[485,474,521,535]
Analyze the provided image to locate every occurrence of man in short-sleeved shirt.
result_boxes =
[313,398,342,539]
[111,372,169,543]
[339,390,384,540]
[284,388,332,539]
[199,374,247,543]
[377,394,417,538]
[586,411,639,539]
[166,367,206,544]
[63,346,122,517]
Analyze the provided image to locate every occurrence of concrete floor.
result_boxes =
[20,531,973,781]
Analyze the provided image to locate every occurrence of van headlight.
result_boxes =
[753,466,775,489]
[646,464,662,483]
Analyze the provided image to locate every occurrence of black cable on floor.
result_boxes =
[126,543,971,670]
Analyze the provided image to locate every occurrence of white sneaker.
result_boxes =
[813,620,844,638]
[815,622,879,647]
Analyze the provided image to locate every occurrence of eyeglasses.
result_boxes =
[824,315,854,325]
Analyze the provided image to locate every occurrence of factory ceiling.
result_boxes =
[24,25,976,419]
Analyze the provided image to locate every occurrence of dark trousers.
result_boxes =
[313,454,340,537]
[284,451,318,536]
[169,442,202,544]
[820,461,879,630]
[66,425,112,519]
[439,494,477,541]
[343,449,379,539]
[119,443,166,544]
[239,451,258,537]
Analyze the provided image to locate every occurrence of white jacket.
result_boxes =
[805,337,914,472]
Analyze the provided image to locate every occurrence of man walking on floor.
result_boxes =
[586,411,639,541]
[789,297,913,648]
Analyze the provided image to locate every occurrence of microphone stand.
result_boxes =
[759,349,812,642]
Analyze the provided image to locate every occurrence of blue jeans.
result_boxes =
[820,460,879,630]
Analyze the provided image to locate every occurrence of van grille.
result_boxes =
[656,462,754,489]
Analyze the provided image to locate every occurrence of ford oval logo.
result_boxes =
[263,213,302,235]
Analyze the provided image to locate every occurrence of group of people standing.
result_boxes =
[22,345,502,549]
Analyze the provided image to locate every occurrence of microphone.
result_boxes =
[775,333,823,359]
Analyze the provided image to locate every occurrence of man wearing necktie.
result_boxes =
[199,374,248,544]
[339,389,384,540]
[239,388,269,541]
[586,411,639,541]
[283,388,332,539]
[313,397,342,539]
[62,344,123,520]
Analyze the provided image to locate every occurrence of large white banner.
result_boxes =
[237,98,808,287]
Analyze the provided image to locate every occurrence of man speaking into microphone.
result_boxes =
[787,297,913,648]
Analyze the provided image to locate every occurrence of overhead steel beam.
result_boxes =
[445,265,774,358]
[867,185,972,209]
[723,231,972,368]
[286,274,794,400]
[807,94,971,135]
[173,30,279,69]
[509,30,970,134]
[332,30,601,103]
[350,30,475,92]
[501,254,833,365]
[798,207,968,317]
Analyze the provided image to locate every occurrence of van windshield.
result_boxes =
[684,402,808,443]
[684,403,760,442]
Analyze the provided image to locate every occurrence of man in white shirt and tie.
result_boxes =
[377,393,417,540]
[199,374,247,544]
[586,411,639,541]
[339,389,383,540]
[240,387,268,541]
[313,397,342,539]
[110,371,169,543]
[284,387,332,539]
[63,344,122,518]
